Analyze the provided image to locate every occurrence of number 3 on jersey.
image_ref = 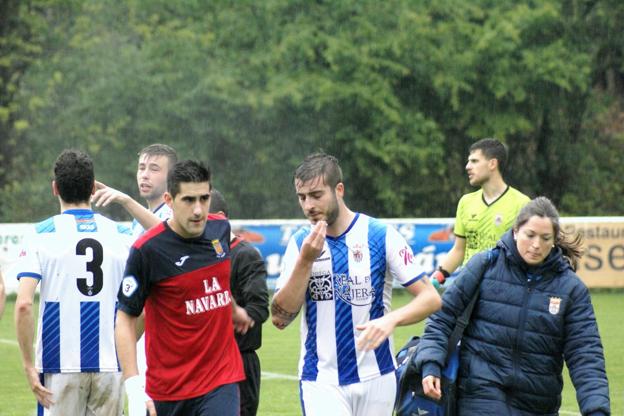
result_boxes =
[76,238,104,296]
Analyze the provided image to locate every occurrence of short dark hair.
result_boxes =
[469,138,508,174]
[138,143,178,169]
[54,149,94,204]
[514,196,583,270]
[208,189,228,217]
[167,160,211,198]
[294,152,343,188]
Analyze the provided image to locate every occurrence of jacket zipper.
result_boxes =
[510,281,533,402]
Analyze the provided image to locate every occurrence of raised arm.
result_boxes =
[271,221,326,329]
[91,181,161,230]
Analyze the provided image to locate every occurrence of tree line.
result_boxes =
[1,0,622,222]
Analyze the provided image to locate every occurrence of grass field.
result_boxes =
[0,291,621,415]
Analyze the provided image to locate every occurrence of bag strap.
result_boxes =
[445,247,499,363]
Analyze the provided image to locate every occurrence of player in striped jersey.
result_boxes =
[91,143,178,380]
[91,143,177,237]
[272,153,442,416]
[14,149,133,415]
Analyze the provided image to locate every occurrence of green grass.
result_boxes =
[0,292,621,415]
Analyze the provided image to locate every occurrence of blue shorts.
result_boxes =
[154,383,240,416]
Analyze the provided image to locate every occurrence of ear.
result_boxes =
[488,157,499,172]
[335,182,345,197]
[51,180,59,197]
[164,191,173,208]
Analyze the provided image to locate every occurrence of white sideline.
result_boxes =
[0,338,301,381]
[261,371,298,381]
[0,338,18,346]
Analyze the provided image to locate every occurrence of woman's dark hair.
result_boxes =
[514,196,583,270]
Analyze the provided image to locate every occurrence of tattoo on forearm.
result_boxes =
[271,300,299,323]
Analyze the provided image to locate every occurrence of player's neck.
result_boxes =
[481,176,508,204]
[326,207,356,237]
[60,200,91,212]
[146,196,165,212]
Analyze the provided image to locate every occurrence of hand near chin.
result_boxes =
[301,221,327,263]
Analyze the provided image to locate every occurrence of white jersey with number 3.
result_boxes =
[276,213,426,385]
[15,209,132,373]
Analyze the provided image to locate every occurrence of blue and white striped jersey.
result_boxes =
[15,209,132,373]
[131,202,172,237]
[275,213,426,385]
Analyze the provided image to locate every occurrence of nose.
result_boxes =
[303,198,316,212]
[192,201,203,216]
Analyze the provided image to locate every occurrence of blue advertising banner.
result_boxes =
[4,217,620,292]
[230,219,456,289]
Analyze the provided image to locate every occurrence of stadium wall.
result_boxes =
[1,217,622,293]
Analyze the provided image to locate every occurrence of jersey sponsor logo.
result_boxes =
[334,273,374,306]
[548,296,561,315]
[308,271,333,301]
[211,239,226,258]
[185,290,232,315]
[399,246,414,265]
[122,276,138,297]
[76,220,97,232]
[175,255,190,266]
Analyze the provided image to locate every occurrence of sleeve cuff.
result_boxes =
[422,362,441,379]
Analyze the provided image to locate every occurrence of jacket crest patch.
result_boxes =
[548,296,561,315]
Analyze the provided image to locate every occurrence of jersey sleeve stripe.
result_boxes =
[402,272,427,287]
[17,272,42,280]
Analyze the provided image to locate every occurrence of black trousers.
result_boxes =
[239,350,261,416]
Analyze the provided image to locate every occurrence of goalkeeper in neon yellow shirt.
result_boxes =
[432,139,530,284]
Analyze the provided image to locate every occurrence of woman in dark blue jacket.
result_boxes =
[416,197,610,415]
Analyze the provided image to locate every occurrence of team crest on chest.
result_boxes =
[350,243,364,263]
[548,296,561,315]
[494,214,503,227]
[211,239,226,258]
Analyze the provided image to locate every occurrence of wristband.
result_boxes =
[437,266,450,278]
[125,375,150,416]
[431,270,446,285]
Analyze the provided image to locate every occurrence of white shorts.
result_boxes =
[40,372,123,416]
[300,371,397,416]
